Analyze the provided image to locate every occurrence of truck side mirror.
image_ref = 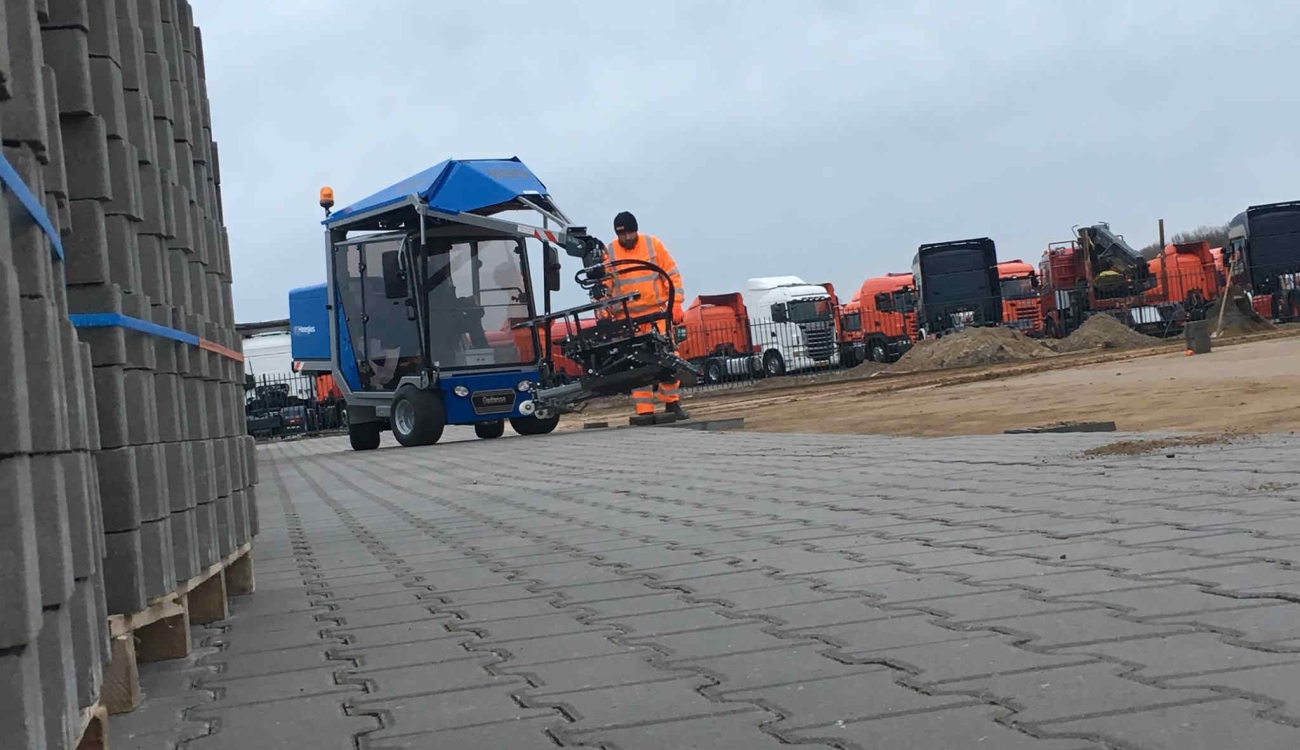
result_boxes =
[772,303,789,323]
[544,244,562,292]
[381,250,408,299]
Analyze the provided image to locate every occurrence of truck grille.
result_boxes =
[803,326,836,361]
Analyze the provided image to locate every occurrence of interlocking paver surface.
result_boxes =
[111,428,1300,749]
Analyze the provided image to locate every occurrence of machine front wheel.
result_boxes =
[474,420,506,440]
[348,422,381,451]
[510,414,560,436]
[391,387,446,447]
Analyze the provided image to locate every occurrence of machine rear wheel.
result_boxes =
[510,414,560,436]
[348,422,381,451]
[474,420,506,440]
[391,387,446,447]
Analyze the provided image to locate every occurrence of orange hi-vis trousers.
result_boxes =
[632,379,680,415]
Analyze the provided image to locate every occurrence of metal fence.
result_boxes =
[244,372,348,440]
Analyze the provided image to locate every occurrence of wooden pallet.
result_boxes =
[73,702,108,750]
[103,543,255,715]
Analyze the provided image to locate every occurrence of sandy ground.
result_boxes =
[565,332,1300,437]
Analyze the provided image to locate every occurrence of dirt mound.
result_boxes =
[1214,295,1275,338]
[891,326,1053,373]
[1050,314,1160,353]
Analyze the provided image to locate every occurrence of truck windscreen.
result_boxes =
[788,298,832,323]
[1000,278,1036,299]
[892,289,916,312]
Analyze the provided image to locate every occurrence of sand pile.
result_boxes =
[1050,314,1159,353]
[891,326,1053,373]
[1213,291,1275,337]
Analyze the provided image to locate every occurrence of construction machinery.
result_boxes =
[995,260,1044,336]
[320,157,697,451]
[851,272,917,362]
[1227,200,1300,321]
[675,293,762,384]
[912,238,1002,336]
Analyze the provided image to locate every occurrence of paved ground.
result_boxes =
[111,427,1300,749]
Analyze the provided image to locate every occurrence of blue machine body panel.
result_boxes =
[325,157,549,226]
[288,284,331,361]
[438,369,541,425]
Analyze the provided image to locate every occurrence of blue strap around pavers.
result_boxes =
[0,148,65,261]
[68,313,201,346]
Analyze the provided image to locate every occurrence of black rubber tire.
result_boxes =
[510,414,560,436]
[337,405,348,428]
[390,386,446,447]
[867,338,889,363]
[348,422,381,451]
[763,350,786,377]
[703,358,724,384]
[474,420,506,440]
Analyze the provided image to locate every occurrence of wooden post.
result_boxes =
[1159,218,1166,248]
[226,552,255,596]
[189,570,229,624]
[103,636,141,714]
[135,594,191,663]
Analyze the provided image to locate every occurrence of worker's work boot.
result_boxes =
[660,402,690,423]
[629,414,656,427]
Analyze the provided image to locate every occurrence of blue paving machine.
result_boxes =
[319,158,696,451]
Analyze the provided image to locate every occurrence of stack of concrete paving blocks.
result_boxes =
[2,1,257,746]
[2,1,113,747]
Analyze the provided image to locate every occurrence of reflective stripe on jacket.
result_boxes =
[605,233,684,322]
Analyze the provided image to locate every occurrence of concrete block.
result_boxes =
[42,0,90,31]
[150,303,177,372]
[21,297,71,453]
[168,182,191,249]
[230,435,246,489]
[37,605,79,750]
[92,364,130,448]
[42,27,94,116]
[246,483,259,537]
[68,576,105,708]
[0,644,46,750]
[88,56,127,140]
[135,442,168,522]
[94,444,140,532]
[1,0,49,149]
[58,321,91,451]
[0,263,34,457]
[143,51,171,121]
[231,487,249,546]
[105,215,142,294]
[122,87,153,162]
[163,440,194,511]
[41,68,69,200]
[61,113,111,200]
[93,566,110,666]
[102,527,146,614]
[139,516,174,598]
[194,437,216,504]
[168,79,189,140]
[66,278,122,314]
[63,198,112,285]
[204,380,222,441]
[169,507,199,583]
[137,0,162,53]
[170,304,190,375]
[244,434,258,485]
[186,260,206,320]
[120,291,155,368]
[172,137,194,196]
[30,453,74,607]
[139,233,168,302]
[182,376,206,441]
[116,1,146,90]
[83,450,105,558]
[212,432,230,498]
[62,451,97,578]
[156,372,183,441]
[138,159,166,235]
[165,247,189,312]
[104,137,141,217]
[78,342,101,452]
[67,319,126,369]
[124,368,160,444]
[0,455,40,650]
[193,499,217,567]
[86,0,121,62]
[213,491,235,557]
[5,146,56,297]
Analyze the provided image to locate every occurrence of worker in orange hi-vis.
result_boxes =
[606,211,689,425]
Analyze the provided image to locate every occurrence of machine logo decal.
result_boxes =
[471,389,517,415]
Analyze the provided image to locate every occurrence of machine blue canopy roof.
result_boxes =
[324,157,551,226]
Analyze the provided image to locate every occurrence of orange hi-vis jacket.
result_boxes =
[604,233,684,326]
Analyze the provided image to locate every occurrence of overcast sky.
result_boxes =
[196,1,1299,322]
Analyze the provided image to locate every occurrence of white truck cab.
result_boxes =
[742,276,841,376]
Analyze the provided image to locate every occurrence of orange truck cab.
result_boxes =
[1144,241,1220,315]
[818,282,866,366]
[854,272,917,362]
[995,260,1044,336]
[676,293,762,383]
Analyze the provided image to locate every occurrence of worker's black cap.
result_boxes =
[614,211,638,233]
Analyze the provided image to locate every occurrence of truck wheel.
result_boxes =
[390,386,446,447]
[474,420,506,440]
[337,405,348,429]
[704,358,724,384]
[510,414,560,436]
[763,350,786,377]
[348,422,381,451]
[868,338,889,363]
